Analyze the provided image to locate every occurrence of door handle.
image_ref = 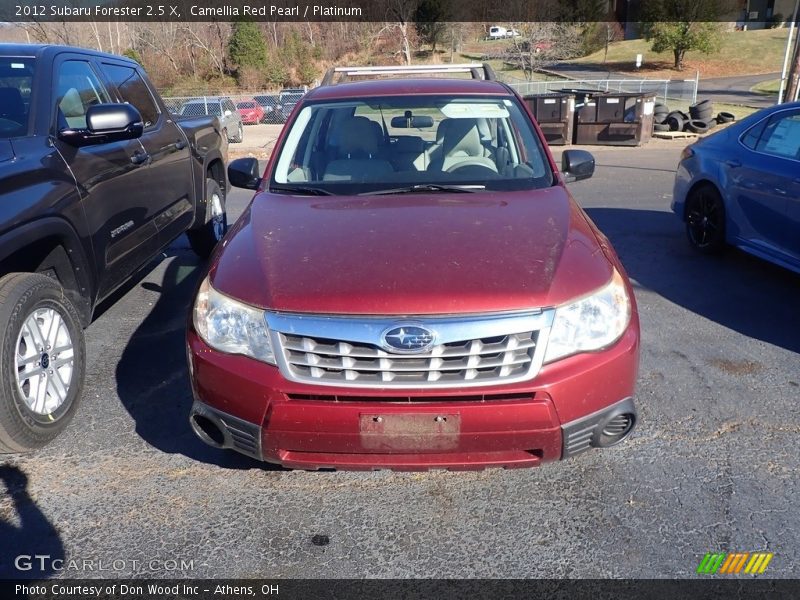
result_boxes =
[725,159,741,168]
[175,139,188,150]
[130,151,150,165]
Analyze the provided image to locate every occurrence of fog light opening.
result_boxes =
[596,412,636,448]
[191,414,226,448]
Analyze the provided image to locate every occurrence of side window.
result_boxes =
[755,111,800,160]
[55,60,111,130]
[741,119,767,150]
[100,63,159,128]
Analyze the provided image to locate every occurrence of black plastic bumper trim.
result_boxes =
[190,401,263,461]
[561,397,637,459]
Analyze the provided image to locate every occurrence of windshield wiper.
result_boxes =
[363,184,484,196]
[270,185,333,196]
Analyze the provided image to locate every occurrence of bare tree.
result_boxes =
[386,0,419,64]
[180,23,228,77]
[602,21,624,63]
[504,22,585,80]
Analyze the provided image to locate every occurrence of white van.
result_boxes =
[488,26,508,39]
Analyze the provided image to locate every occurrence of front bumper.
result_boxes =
[186,323,639,471]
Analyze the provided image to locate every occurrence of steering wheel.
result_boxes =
[446,159,499,178]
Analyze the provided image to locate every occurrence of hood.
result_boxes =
[211,186,613,315]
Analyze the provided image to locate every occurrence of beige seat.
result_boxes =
[323,117,394,181]
[427,118,497,173]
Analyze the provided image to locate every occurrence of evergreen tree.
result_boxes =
[228,20,267,70]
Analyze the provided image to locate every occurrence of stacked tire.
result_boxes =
[665,110,689,132]
[652,99,736,135]
[653,103,670,131]
[687,100,716,133]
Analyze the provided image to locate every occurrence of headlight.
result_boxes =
[193,276,276,364]
[544,268,631,363]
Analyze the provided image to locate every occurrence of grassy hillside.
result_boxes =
[576,28,790,77]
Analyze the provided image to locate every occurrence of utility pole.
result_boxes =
[786,1,800,102]
[778,0,799,102]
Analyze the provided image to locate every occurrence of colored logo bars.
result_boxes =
[697,552,774,575]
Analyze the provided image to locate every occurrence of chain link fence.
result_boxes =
[162,92,301,125]
[502,76,699,104]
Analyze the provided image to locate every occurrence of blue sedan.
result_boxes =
[672,101,800,274]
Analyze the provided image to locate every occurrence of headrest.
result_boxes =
[338,116,380,157]
[59,88,85,119]
[438,118,483,157]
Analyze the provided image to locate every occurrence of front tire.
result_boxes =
[0,273,86,453]
[187,178,228,259]
[685,184,726,254]
[231,123,243,143]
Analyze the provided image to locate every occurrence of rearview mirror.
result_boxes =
[228,157,262,190]
[58,103,143,147]
[390,115,434,129]
[561,149,595,183]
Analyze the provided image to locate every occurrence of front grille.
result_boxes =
[278,331,539,386]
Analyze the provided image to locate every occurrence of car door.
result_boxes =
[728,108,800,259]
[755,110,800,261]
[98,60,194,249]
[222,98,239,135]
[51,55,159,299]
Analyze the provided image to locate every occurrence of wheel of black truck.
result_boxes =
[232,123,243,143]
[0,273,86,453]
[187,178,228,259]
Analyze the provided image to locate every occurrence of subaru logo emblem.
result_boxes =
[381,324,436,353]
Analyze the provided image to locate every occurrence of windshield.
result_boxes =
[180,102,221,117]
[0,57,35,138]
[270,95,553,195]
[237,101,256,109]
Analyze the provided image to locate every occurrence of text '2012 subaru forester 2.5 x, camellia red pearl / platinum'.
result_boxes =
[186,64,640,470]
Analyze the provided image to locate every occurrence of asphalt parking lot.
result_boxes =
[1,144,798,579]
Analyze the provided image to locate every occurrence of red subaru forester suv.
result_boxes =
[187,64,640,470]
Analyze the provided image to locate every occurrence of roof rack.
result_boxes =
[321,63,497,86]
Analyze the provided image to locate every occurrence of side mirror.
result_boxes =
[228,157,261,190]
[58,103,143,147]
[561,149,595,183]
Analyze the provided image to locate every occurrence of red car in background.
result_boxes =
[236,99,264,125]
[187,64,640,471]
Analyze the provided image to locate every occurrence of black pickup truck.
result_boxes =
[0,44,229,453]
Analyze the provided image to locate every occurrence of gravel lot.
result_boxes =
[1,144,798,579]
